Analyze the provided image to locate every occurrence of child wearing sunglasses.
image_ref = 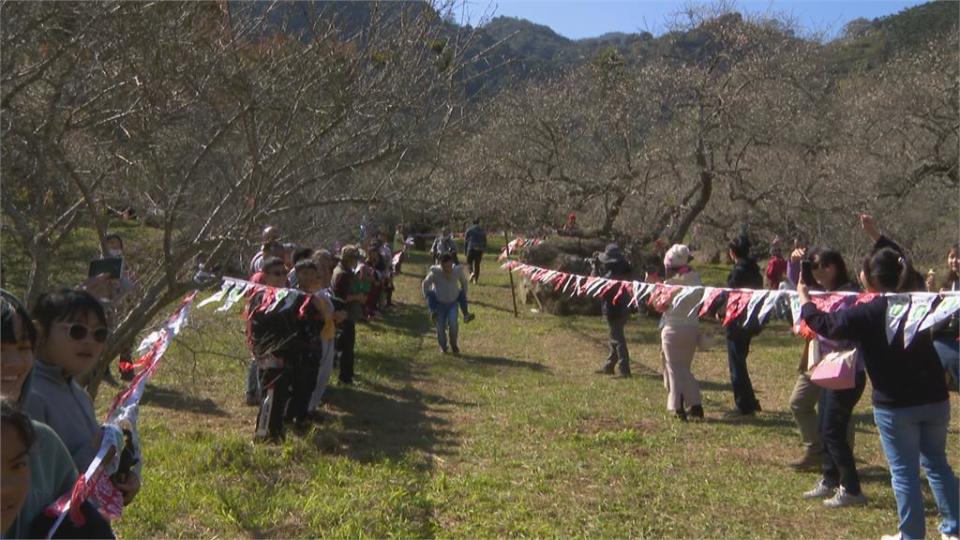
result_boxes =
[23,288,141,507]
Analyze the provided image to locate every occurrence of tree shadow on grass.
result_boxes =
[140,383,230,417]
[469,299,514,314]
[362,302,432,341]
[458,352,550,372]
[708,409,796,430]
[856,465,891,486]
[318,383,458,466]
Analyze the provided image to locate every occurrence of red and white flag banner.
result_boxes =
[502,261,960,348]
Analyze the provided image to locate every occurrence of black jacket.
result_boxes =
[802,297,948,408]
[601,259,632,318]
[720,257,763,337]
[248,290,316,361]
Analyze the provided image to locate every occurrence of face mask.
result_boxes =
[109,249,123,257]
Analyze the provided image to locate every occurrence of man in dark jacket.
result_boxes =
[464,219,487,284]
[594,244,633,377]
[332,245,363,385]
[724,235,764,415]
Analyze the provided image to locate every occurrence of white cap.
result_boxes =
[664,244,692,269]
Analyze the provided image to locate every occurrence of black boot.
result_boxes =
[676,408,688,422]
[688,404,704,420]
[594,362,615,375]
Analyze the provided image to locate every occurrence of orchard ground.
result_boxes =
[72,240,958,538]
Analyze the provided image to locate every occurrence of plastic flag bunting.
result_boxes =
[671,285,700,311]
[918,295,960,333]
[789,293,803,328]
[197,281,231,308]
[629,281,646,308]
[499,261,960,349]
[698,288,723,318]
[722,291,751,327]
[742,290,769,327]
[217,280,249,312]
[885,294,911,344]
[902,293,938,347]
[757,290,786,323]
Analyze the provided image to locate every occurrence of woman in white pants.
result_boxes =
[660,244,704,421]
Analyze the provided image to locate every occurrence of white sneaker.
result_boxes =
[941,533,960,540]
[823,486,866,508]
[802,479,836,499]
[880,534,901,540]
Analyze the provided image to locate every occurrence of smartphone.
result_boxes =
[800,260,814,285]
[89,257,123,279]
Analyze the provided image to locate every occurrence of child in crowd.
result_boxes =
[24,289,141,505]
[1,397,35,536]
[2,397,112,539]
[1,291,85,539]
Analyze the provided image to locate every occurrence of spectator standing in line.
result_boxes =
[659,244,704,421]
[332,245,364,385]
[723,235,764,416]
[464,219,487,284]
[249,240,285,276]
[249,226,282,274]
[593,244,633,378]
[766,243,788,289]
[929,243,959,391]
[246,257,311,440]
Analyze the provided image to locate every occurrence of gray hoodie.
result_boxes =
[24,360,100,472]
[422,265,468,304]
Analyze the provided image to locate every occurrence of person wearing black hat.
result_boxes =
[723,235,764,415]
[594,244,634,377]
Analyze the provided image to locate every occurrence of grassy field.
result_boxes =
[88,246,958,538]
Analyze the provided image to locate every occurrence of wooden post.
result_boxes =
[504,230,519,318]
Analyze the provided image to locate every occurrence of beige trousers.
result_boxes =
[661,326,701,411]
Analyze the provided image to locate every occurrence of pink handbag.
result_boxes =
[810,349,858,390]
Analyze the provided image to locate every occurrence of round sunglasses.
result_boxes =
[57,322,109,343]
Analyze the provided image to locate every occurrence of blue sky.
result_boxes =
[458,0,930,40]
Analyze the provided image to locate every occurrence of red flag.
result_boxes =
[699,288,724,318]
[722,291,752,327]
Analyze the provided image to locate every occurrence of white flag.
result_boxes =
[918,294,960,333]
[671,285,700,311]
[218,282,250,312]
[197,282,231,308]
[902,293,937,348]
[885,294,911,344]
[789,293,803,327]
[688,286,715,317]
[586,278,608,297]
[743,290,769,328]
[757,290,786,323]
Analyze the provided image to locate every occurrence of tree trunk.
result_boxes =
[25,242,52,308]
[599,191,627,237]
